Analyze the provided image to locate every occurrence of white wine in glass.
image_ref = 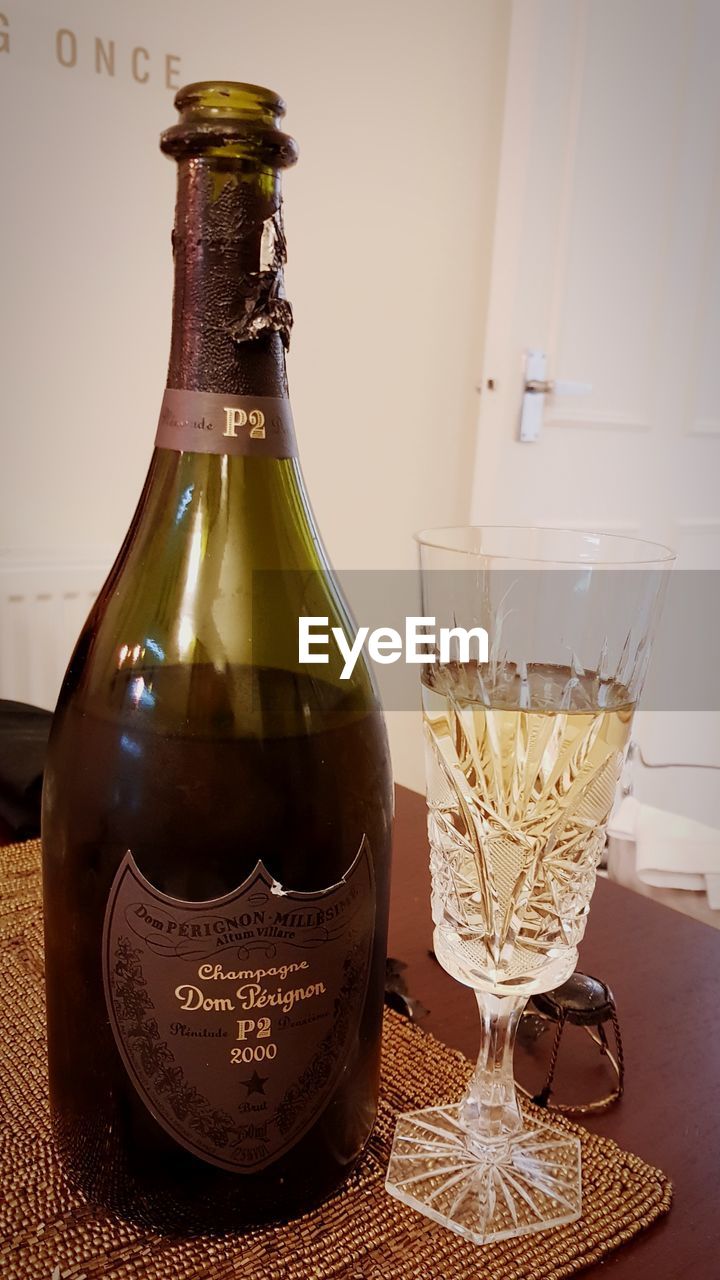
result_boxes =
[423,661,634,997]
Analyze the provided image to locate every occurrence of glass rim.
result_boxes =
[413,524,677,567]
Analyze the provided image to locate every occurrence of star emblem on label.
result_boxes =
[241,1069,269,1097]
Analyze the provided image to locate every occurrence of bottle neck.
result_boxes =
[166,157,290,398]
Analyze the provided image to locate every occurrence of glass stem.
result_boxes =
[460,992,526,1146]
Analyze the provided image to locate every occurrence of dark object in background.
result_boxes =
[385,957,429,1022]
[0,700,53,840]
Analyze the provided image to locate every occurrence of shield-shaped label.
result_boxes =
[102,839,374,1173]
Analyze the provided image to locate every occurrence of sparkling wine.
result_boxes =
[41,82,393,1230]
[422,662,633,996]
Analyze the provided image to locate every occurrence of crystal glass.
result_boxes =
[386,526,675,1245]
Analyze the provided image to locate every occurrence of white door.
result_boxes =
[471,0,720,826]
[472,0,720,566]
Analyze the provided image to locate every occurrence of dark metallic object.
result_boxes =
[518,972,624,1116]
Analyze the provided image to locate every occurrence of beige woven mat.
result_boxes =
[1,839,672,1280]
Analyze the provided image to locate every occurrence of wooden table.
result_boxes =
[388,785,720,1279]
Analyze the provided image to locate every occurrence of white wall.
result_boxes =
[0,0,510,788]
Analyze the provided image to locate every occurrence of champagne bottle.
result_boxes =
[41,81,393,1231]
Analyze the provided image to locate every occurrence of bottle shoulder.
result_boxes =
[74,447,361,669]
[53,448,381,731]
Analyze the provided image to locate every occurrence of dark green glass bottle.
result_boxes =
[41,82,393,1231]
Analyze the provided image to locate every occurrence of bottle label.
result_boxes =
[154,389,298,457]
[102,840,375,1173]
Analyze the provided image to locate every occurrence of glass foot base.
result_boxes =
[385,1104,582,1245]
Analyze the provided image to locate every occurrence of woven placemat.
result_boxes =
[1,839,672,1280]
